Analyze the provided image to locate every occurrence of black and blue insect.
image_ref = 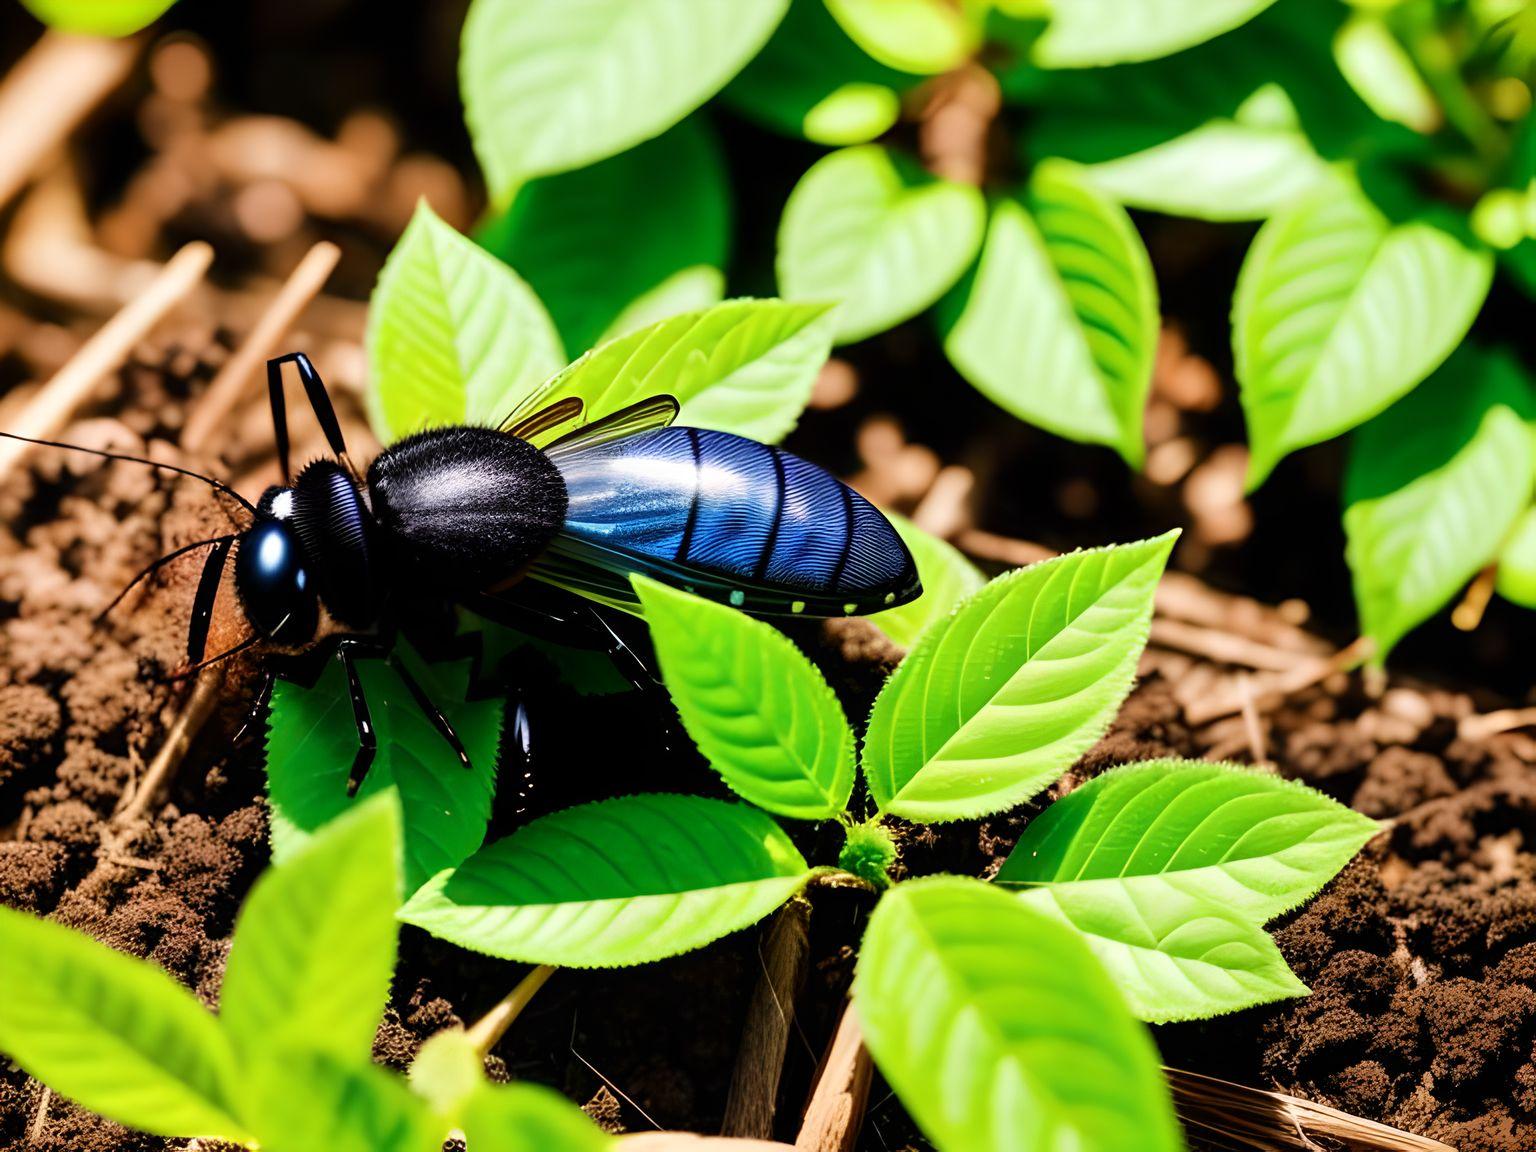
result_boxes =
[4,352,920,793]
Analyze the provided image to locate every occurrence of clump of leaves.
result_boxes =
[396,531,1379,1152]
[0,793,609,1150]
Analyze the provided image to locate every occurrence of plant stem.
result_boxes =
[464,964,555,1057]
[1451,564,1497,631]
[723,896,812,1139]
[795,1002,871,1152]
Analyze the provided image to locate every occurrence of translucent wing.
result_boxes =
[533,426,920,618]
[502,396,583,441]
[544,396,680,456]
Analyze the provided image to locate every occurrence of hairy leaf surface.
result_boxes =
[635,577,855,820]
[855,878,1182,1152]
[0,906,246,1140]
[863,533,1176,822]
[997,760,1380,923]
[265,640,501,894]
[400,795,815,967]
[1235,178,1493,488]
[461,0,787,204]
[368,201,563,443]
[778,145,984,343]
[221,794,401,1064]
[944,161,1157,466]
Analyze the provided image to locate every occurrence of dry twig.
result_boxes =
[723,898,812,1140]
[113,667,223,826]
[794,1004,870,1152]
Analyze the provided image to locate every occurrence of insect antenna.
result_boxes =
[161,633,264,683]
[0,430,257,514]
[95,533,240,625]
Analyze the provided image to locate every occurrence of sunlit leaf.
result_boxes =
[997,759,1381,923]
[823,0,980,74]
[527,299,834,444]
[1235,176,1493,489]
[400,794,816,967]
[461,1081,614,1152]
[867,515,984,648]
[246,1047,439,1152]
[863,533,1176,822]
[1344,348,1536,662]
[778,145,985,343]
[1017,883,1307,1023]
[221,794,401,1065]
[265,639,502,894]
[1029,0,1281,67]
[0,906,247,1140]
[1334,13,1438,132]
[943,161,1157,466]
[855,877,1182,1152]
[597,266,726,344]
[367,201,563,443]
[478,118,729,357]
[20,0,176,35]
[461,0,788,205]
[635,576,855,820]
[1497,506,1536,609]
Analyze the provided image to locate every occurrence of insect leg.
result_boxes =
[386,652,473,772]
[265,355,293,481]
[186,537,233,664]
[232,668,276,745]
[337,640,377,797]
[267,352,350,474]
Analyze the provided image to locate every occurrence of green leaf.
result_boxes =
[777,145,985,344]
[400,794,816,967]
[20,0,175,35]
[724,0,910,145]
[1235,178,1493,489]
[527,299,834,444]
[478,118,729,357]
[461,1081,614,1152]
[1334,13,1438,132]
[996,759,1380,924]
[247,1047,439,1152]
[221,793,401,1065]
[823,0,980,74]
[863,532,1176,822]
[1344,348,1536,662]
[0,906,247,1141]
[598,266,726,344]
[634,576,856,820]
[367,201,563,444]
[854,877,1183,1152]
[867,515,984,648]
[460,610,632,698]
[408,1028,481,1121]
[1030,0,1281,67]
[461,0,788,205]
[1496,507,1536,609]
[943,161,1158,466]
[265,639,502,894]
[1017,884,1307,1024]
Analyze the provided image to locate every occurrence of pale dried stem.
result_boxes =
[113,667,223,827]
[1151,618,1319,673]
[619,1137,791,1151]
[1167,1066,1457,1151]
[1183,637,1375,727]
[909,465,973,539]
[464,964,556,1058]
[1238,673,1269,765]
[794,1003,870,1152]
[1451,564,1497,632]
[182,240,341,453]
[0,240,213,480]
[26,1086,50,1144]
[0,32,139,211]
[1459,705,1536,742]
[723,897,812,1139]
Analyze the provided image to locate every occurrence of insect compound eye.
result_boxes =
[234,519,318,645]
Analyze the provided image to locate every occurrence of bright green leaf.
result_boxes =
[408,1028,481,1121]
[461,1081,614,1152]
[855,877,1182,1152]
[824,0,980,73]
[0,906,246,1141]
[478,118,729,357]
[1334,13,1438,132]
[1497,506,1536,609]
[867,515,984,648]
[1017,883,1307,1023]
[20,0,175,35]
[778,145,985,343]
[265,639,502,894]
[803,83,902,145]
[246,1047,439,1152]
[1031,0,1281,67]
[598,266,726,344]
[526,299,834,445]
[221,793,401,1065]
[1345,348,1536,662]
[367,200,563,444]
[400,794,816,967]
[943,161,1158,466]
[997,759,1381,923]
[1235,178,1493,489]
[461,0,788,205]
[863,532,1177,822]
[634,576,856,820]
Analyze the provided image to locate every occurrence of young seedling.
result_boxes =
[0,792,610,1152]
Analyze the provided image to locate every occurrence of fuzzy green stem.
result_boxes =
[837,820,897,890]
